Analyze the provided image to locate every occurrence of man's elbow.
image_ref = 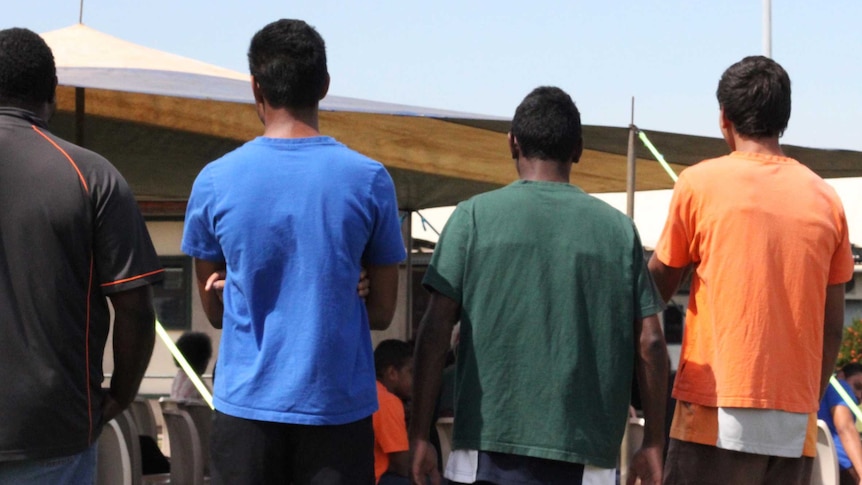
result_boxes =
[368,306,396,331]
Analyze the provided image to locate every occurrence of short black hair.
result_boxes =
[716,56,791,138]
[374,339,413,379]
[0,27,56,107]
[511,86,582,164]
[248,19,328,109]
[843,362,862,379]
[175,331,213,375]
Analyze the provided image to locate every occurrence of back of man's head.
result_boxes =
[248,19,328,110]
[374,339,413,380]
[175,331,213,375]
[511,86,582,164]
[0,27,56,109]
[716,55,791,139]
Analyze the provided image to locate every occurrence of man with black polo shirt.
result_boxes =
[0,28,163,484]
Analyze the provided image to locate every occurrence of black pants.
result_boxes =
[210,411,374,485]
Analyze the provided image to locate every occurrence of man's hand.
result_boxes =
[205,270,226,302]
[627,444,663,485]
[101,392,124,425]
[410,439,441,485]
[357,268,370,299]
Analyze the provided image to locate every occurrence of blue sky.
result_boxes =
[4,0,862,151]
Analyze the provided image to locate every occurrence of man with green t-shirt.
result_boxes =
[409,86,669,485]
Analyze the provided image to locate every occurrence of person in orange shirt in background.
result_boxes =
[649,55,855,485]
[373,340,413,484]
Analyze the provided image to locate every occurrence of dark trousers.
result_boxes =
[663,438,814,485]
[210,410,374,485]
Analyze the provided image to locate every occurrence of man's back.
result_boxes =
[182,135,405,425]
[0,108,161,460]
[657,151,852,412]
[424,180,663,468]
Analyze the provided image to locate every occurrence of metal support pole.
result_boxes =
[75,87,85,146]
[626,97,636,219]
[763,0,772,58]
[403,211,414,339]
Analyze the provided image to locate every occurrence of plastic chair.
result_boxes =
[810,419,839,485]
[162,407,205,485]
[97,419,132,485]
[113,410,144,485]
[178,401,212,476]
[619,417,645,484]
[130,397,159,439]
[435,417,454,470]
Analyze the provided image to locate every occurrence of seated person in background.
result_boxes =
[818,370,862,485]
[170,331,213,401]
[373,339,413,485]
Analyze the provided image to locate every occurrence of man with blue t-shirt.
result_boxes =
[182,19,406,484]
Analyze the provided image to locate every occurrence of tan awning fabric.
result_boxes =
[42,25,862,212]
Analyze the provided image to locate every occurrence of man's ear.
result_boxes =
[508,132,519,160]
[251,76,264,105]
[383,365,398,383]
[571,137,583,164]
[319,73,330,101]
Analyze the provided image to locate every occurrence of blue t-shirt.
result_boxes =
[182,136,406,425]
[818,379,858,470]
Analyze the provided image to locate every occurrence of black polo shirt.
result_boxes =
[0,108,163,461]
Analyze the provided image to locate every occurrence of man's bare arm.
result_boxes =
[105,285,156,422]
[194,258,227,329]
[365,264,399,331]
[832,405,862,482]
[409,292,460,485]
[388,450,410,477]
[821,284,846,398]
[627,313,669,485]
[647,254,687,303]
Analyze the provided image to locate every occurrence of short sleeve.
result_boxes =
[93,167,163,294]
[422,202,471,303]
[181,167,225,262]
[373,390,408,454]
[828,205,855,285]
[655,175,696,268]
[363,168,407,266]
[632,227,665,319]
[826,380,857,411]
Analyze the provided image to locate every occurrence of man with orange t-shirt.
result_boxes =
[650,55,855,484]
[373,340,413,484]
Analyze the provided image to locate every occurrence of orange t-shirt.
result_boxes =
[373,381,408,483]
[655,151,854,413]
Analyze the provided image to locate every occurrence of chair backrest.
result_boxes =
[97,419,132,485]
[619,417,645,484]
[113,410,143,485]
[811,419,839,485]
[435,417,454,470]
[162,407,205,485]
[178,401,213,475]
[129,397,158,439]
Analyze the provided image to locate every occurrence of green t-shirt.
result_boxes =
[423,180,664,469]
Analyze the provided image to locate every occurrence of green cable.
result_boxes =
[637,130,679,183]
[156,320,214,409]
[830,375,862,422]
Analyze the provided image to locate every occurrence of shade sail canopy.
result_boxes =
[42,25,862,212]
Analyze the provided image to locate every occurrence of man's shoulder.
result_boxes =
[36,129,116,171]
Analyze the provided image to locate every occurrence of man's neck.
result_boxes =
[517,157,571,183]
[261,105,321,139]
[727,128,785,158]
